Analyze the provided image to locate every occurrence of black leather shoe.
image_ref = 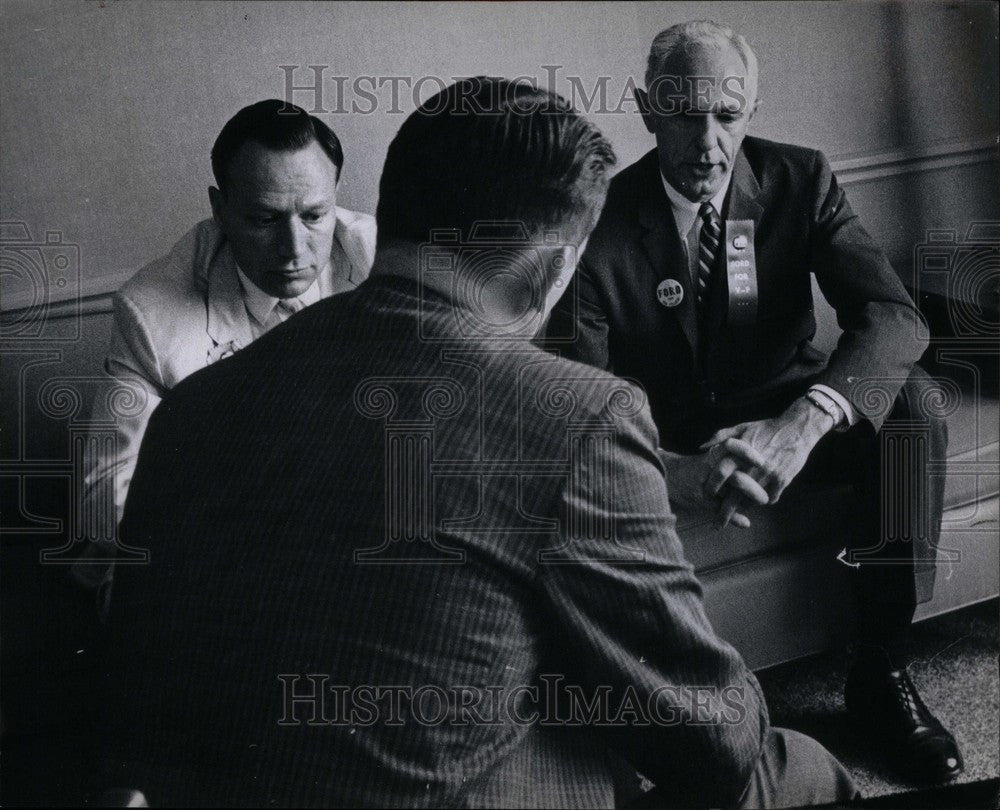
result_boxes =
[845,662,964,784]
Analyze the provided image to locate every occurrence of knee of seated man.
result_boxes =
[889,365,949,448]
[761,727,859,807]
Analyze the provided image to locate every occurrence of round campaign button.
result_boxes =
[656,278,684,308]
[732,235,749,250]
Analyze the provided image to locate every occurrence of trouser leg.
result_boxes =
[736,727,859,809]
[853,366,947,661]
[625,727,858,809]
[850,365,948,608]
[798,365,948,663]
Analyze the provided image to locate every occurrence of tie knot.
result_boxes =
[699,202,719,224]
[276,297,304,316]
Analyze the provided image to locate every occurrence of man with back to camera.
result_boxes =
[102,77,858,807]
[546,20,962,784]
[73,99,376,599]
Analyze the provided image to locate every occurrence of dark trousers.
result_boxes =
[679,364,948,658]
[795,365,948,654]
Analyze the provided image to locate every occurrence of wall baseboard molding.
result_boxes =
[0,290,115,335]
[2,136,997,320]
[830,136,998,186]
[2,283,118,328]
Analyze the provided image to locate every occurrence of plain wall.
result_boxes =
[1,0,997,289]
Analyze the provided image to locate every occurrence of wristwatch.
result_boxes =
[805,389,845,427]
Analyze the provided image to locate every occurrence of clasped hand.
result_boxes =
[664,398,833,528]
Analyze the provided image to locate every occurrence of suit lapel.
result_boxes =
[725,149,764,226]
[702,149,765,363]
[636,158,698,354]
[705,150,764,330]
[335,207,375,287]
[206,243,254,362]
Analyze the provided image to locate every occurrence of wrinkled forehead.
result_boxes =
[655,39,755,110]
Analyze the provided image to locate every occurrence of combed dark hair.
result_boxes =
[210,99,344,190]
[375,77,616,246]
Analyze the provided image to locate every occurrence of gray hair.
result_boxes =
[645,20,759,103]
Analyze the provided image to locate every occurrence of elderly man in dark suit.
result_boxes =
[546,20,961,784]
[102,77,858,807]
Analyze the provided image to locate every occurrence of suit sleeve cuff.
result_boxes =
[809,384,857,428]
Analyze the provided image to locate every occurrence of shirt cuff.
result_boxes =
[809,384,858,428]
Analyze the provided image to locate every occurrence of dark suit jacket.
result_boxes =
[546,137,928,451]
[103,272,769,808]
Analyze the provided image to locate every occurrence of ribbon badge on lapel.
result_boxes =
[656,278,684,308]
[725,219,758,326]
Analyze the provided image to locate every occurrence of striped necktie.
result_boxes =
[697,202,721,314]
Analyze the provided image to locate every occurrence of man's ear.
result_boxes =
[541,243,580,317]
[208,186,225,227]
[747,96,761,126]
[635,88,658,135]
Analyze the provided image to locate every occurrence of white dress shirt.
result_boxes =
[236,237,354,338]
[660,172,856,426]
[661,172,731,288]
[237,267,324,337]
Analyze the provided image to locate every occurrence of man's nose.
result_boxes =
[277,218,308,261]
[691,113,722,153]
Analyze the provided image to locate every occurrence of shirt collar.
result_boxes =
[236,265,323,326]
[660,171,733,234]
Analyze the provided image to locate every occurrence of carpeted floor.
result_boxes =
[756,599,1000,802]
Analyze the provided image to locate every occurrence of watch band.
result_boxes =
[805,389,844,426]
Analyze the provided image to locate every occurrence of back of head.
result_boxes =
[375,77,616,248]
[210,98,345,190]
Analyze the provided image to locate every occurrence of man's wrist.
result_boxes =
[792,395,836,440]
[809,385,855,428]
[805,389,845,428]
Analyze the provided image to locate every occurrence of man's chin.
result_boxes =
[265,273,316,299]
[680,174,724,200]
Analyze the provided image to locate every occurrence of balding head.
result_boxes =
[646,20,759,110]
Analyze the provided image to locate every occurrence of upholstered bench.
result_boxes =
[686,284,999,670]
